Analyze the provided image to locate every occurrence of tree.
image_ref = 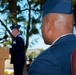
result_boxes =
[0,0,45,48]
[0,0,45,74]
[0,0,75,74]
[26,49,43,59]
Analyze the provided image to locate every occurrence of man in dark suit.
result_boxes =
[28,0,76,75]
[10,25,25,75]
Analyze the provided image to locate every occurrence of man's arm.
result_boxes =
[28,51,61,75]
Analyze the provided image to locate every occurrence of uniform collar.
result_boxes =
[51,33,76,47]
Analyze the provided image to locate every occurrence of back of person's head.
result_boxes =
[41,0,74,44]
[29,58,32,64]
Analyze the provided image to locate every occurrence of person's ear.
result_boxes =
[46,22,51,33]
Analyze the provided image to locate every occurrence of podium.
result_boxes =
[0,46,9,75]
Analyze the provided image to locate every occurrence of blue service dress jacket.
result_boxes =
[28,34,76,75]
[10,34,25,64]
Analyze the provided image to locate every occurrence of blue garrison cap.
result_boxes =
[42,0,73,17]
[10,24,21,30]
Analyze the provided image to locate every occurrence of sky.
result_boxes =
[0,0,76,50]
[28,26,76,49]
[28,36,50,49]
[0,8,49,50]
[0,18,76,51]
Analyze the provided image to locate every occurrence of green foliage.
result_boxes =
[28,51,37,59]
[26,48,44,59]
[1,0,76,48]
[0,0,44,48]
[72,0,76,5]
[3,39,12,47]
